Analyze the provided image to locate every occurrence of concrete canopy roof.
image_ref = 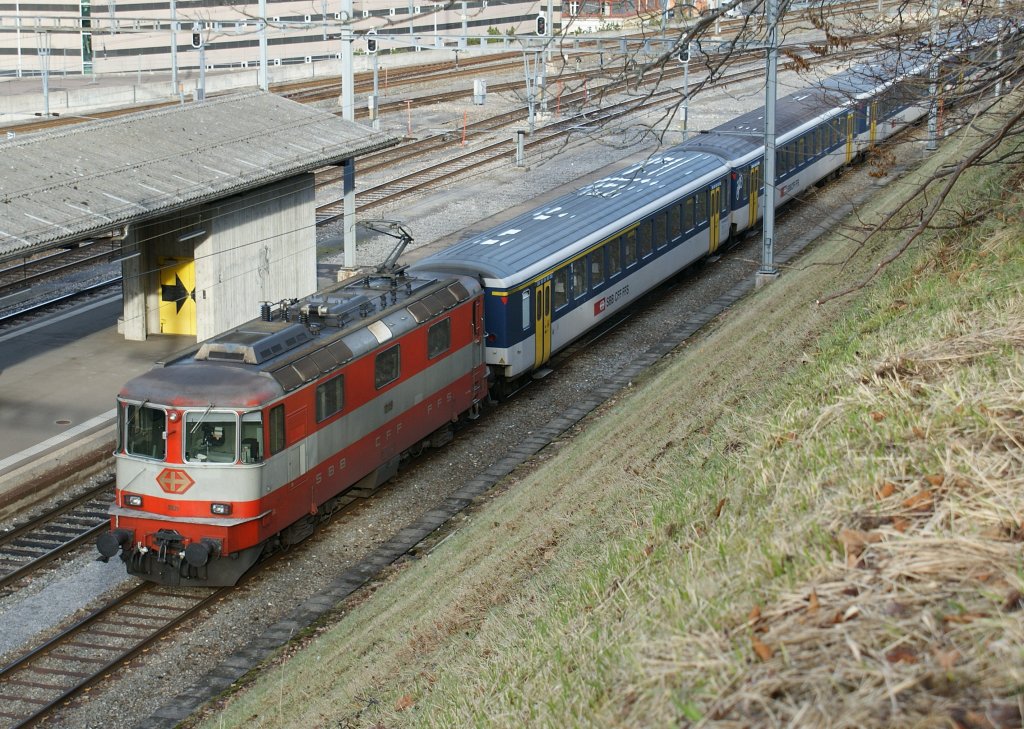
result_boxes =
[0,92,399,261]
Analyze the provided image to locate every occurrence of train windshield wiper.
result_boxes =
[188,403,216,434]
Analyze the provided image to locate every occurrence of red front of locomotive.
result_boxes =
[98,365,283,586]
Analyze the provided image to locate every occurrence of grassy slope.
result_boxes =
[196,95,1024,728]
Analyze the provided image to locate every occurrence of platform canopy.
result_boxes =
[0,92,398,262]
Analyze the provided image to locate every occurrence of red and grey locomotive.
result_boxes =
[97,266,487,585]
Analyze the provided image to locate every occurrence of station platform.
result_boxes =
[0,296,191,518]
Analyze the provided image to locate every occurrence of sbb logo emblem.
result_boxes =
[156,468,195,494]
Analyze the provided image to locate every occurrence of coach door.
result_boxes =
[709,185,722,254]
[748,163,760,229]
[845,113,855,163]
[533,280,552,368]
[869,101,878,146]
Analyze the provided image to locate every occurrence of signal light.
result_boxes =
[535,13,546,35]
[125,494,144,507]
[211,503,232,515]
[366,29,377,54]
[191,31,202,48]
[677,47,689,63]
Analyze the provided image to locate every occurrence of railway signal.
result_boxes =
[191,24,202,48]
[366,28,377,54]
[535,13,546,35]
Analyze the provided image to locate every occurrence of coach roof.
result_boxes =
[411,148,727,284]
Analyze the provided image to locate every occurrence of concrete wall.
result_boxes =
[118,174,315,341]
[194,173,316,341]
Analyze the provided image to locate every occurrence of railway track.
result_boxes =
[0,479,115,594]
[0,581,225,728]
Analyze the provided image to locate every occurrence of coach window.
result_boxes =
[124,402,166,460]
[683,197,695,230]
[521,289,531,330]
[184,411,238,464]
[695,190,708,226]
[624,229,637,267]
[571,259,586,299]
[553,267,569,309]
[316,374,345,422]
[607,238,622,278]
[268,405,285,455]
[376,345,401,389]
[642,218,656,257]
[427,318,451,358]
[240,412,263,463]
[668,205,681,243]
[590,249,605,288]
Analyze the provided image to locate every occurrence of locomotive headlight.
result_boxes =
[124,494,143,507]
[211,503,232,515]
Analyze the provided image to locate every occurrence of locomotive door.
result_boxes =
[709,186,721,254]
[533,280,552,368]
[158,257,196,336]
[748,163,760,230]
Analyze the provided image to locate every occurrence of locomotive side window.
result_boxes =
[571,259,586,299]
[268,405,286,455]
[124,403,167,460]
[240,412,263,463]
[522,289,531,330]
[427,318,451,358]
[316,375,345,423]
[553,268,569,309]
[184,411,238,464]
[375,345,401,389]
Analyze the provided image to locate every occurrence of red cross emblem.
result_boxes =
[156,468,195,494]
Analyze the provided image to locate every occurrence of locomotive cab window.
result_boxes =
[240,412,263,463]
[184,410,238,464]
[316,375,345,423]
[427,318,451,358]
[124,402,167,460]
[375,345,401,389]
